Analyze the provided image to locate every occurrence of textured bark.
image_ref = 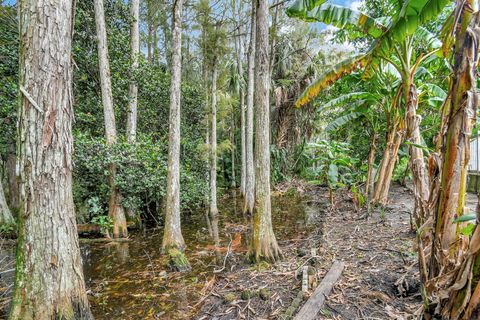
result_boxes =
[94,0,128,238]
[372,125,404,204]
[424,3,480,318]
[234,13,245,194]
[126,0,139,143]
[243,2,256,216]
[0,181,14,226]
[162,0,189,271]
[365,133,378,199]
[210,61,219,236]
[405,82,429,224]
[6,149,19,210]
[248,0,281,263]
[9,1,93,318]
[231,119,236,188]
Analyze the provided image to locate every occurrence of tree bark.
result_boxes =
[162,0,190,272]
[424,3,480,318]
[210,60,219,247]
[234,1,246,197]
[248,0,281,263]
[9,1,93,318]
[0,180,14,226]
[365,133,378,199]
[231,118,237,188]
[243,1,256,216]
[126,0,140,143]
[372,124,404,205]
[94,0,128,238]
[6,148,19,210]
[405,82,429,224]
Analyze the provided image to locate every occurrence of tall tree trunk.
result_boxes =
[162,0,189,271]
[424,3,480,318]
[372,123,404,204]
[147,22,153,62]
[94,0,128,238]
[365,133,378,199]
[153,25,159,62]
[210,60,219,244]
[248,0,281,263]
[405,82,429,223]
[243,2,256,215]
[231,118,237,188]
[125,0,140,223]
[0,180,14,226]
[235,15,246,196]
[9,1,93,318]
[126,0,139,143]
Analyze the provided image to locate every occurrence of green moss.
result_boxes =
[165,247,191,272]
[259,288,271,300]
[240,290,256,300]
[223,293,236,303]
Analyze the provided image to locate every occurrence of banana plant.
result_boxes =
[305,140,360,208]
[287,0,449,215]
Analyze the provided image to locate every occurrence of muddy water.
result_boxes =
[0,192,319,319]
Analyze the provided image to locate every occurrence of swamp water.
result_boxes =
[0,192,322,319]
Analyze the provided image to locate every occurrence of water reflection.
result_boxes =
[0,192,319,319]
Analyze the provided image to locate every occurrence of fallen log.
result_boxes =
[294,260,345,320]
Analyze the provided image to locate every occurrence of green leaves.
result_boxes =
[327,163,339,186]
[287,1,386,38]
[453,213,477,223]
[320,91,378,111]
[286,0,328,17]
[325,112,364,132]
[295,54,370,107]
[287,0,449,107]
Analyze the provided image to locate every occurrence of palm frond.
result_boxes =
[295,54,370,107]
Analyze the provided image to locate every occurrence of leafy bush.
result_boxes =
[302,140,363,189]
[73,134,207,224]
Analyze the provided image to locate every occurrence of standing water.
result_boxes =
[0,191,320,319]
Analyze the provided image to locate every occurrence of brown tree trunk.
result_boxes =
[6,148,19,210]
[243,1,256,216]
[372,124,404,204]
[94,0,128,238]
[365,133,378,199]
[162,0,190,271]
[248,0,281,263]
[9,1,93,318]
[424,3,480,318]
[405,82,429,223]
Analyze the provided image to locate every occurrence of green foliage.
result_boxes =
[287,1,386,37]
[73,134,207,223]
[91,215,113,237]
[302,140,362,190]
[0,4,18,159]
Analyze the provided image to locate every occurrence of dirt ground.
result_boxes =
[194,183,425,320]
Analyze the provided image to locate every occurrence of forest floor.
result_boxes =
[195,183,423,320]
[1,184,477,319]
